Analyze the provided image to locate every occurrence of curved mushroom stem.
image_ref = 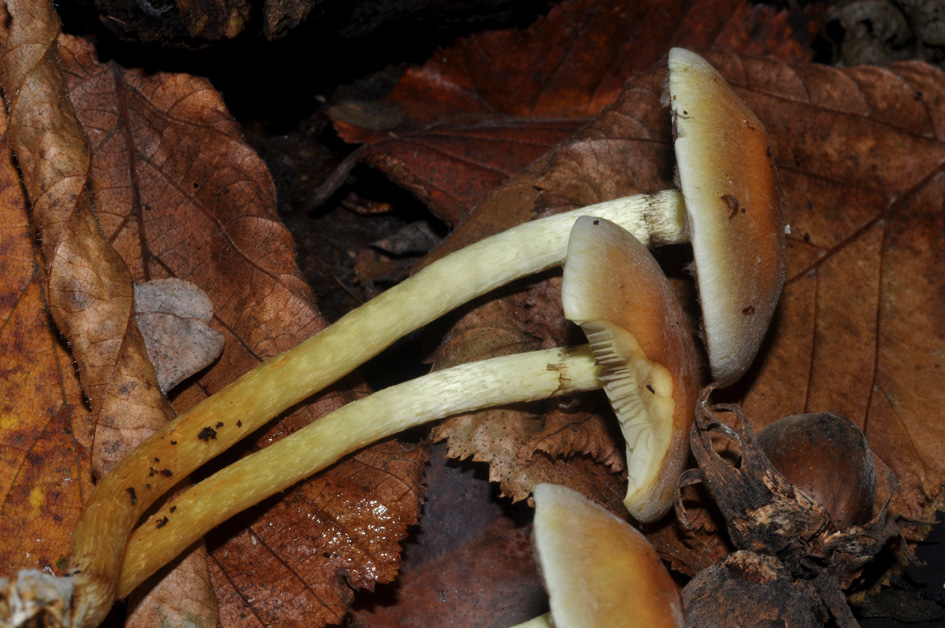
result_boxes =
[65,47,785,625]
[65,190,684,622]
[116,346,602,595]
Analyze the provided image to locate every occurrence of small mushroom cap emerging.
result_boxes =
[532,483,685,628]
[562,216,699,522]
[668,47,786,386]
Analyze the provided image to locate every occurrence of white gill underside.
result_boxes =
[582,324,673,493]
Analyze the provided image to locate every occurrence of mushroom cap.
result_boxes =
[532,483,685,628]
[668,48,786,386]
[562,216,699,522]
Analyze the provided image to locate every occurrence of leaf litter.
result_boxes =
[1,0,944,625]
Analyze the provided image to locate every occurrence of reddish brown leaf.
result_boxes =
[710,53,945,521]
[424,50,945,580]
[348,443,547,628]
[332,0,826,224]
[208,440,426,627]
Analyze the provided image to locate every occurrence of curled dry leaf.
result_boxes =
[0,1,211,625]
[0,12,427,628]
[332,0,824,224]
[0,102,93,622]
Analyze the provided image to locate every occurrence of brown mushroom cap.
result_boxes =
[561,216,699,522]
[532,483,685,628]
[668,47,786,386]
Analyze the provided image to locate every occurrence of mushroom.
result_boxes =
[115,216,699,594]
[62,48,783,626]
[562,217,699,522]
[667,47,786,385]
[512,483,685,628]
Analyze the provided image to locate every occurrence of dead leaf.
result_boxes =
[134,279,225,393]
[0,101,93,592]
[0,2,214,625]
[709,52,945,521]
[207,440,426,627]
[348,443,547,628]
[416,48,945,579]
[332,0,826,225]
[425,65,672,511]
[57,30,428,626]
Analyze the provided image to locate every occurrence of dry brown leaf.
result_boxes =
[332,0,825,225]
[348,443,547,628]
[1,5,428,623]
[426,66,672,511]
[0,1,214,624]
[134,279,225,393]
[428,275,626,508]
[57,30,427,626]
[208,440,425,627]
[524,405,625,473]
[423,49,945,577]
[709,52,945,521]
[0,101,93,592]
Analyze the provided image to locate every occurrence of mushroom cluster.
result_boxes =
[2,48,799,628]
[114,46,787,592]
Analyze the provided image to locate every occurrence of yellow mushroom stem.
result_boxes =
[66,190,684,625]
[117,346,602,595]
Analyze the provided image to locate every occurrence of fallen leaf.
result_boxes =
[348,443,547,628]
[0,6,427,623]
[0,3,213,626]
[57,31,429,626]
[134,279,225,393]
[421,48,945,578]
[0,101,93,590]
[428,276,627,509]
[426,62,674,510]
[332,0,826,224]
[710,52,945,521]
[207,440,426,627]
